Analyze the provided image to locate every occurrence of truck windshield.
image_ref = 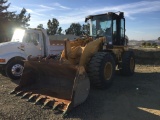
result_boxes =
[89,15,112,37]
[11,29,25,42]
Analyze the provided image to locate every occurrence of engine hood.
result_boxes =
[0,42,23,55]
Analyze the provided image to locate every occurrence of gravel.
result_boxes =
[0,65,160,120]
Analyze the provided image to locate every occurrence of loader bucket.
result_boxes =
[11,58,90,116]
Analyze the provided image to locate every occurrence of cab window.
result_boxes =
[23,33,39,45]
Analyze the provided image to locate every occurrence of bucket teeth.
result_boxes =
[42,100,50,109]
[27,95,34,102]
[27,94,37,102]
[34,100,40,105]
[62,110,67,118]
[52,103,59,110]
[21,93,30,99]
[43,100,56,108]
[15,91,23,96]
[53,101,65,110]
[10,89,71,117]
[34,97,46,105]
[10,90,16,94]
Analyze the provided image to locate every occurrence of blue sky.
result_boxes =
[7,0,160,40]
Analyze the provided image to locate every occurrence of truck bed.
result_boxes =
[49,40,64,55]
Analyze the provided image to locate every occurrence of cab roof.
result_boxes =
[85,12,124,22]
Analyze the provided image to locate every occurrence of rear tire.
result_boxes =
[5,60,24,80]
[119,51,135,76]
[87,52,115,89]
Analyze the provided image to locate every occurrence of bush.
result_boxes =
[152,43,158,48]
[146,42,151,46]
[141,42,146,46]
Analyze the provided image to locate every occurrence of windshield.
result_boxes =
[11,29,25,42]
[11,29,39,45]
[89,15,112,37]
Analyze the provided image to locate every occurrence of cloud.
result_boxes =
[82,1,160,19]
[36,5,55,12]
[9,1,160,29]
[26,9,44,16]
[8,5,22,12]
[54,1,160,25]
[39,5,54,9]
[24,2,71,11]
[53,3,71,10]
[122,1,160,15]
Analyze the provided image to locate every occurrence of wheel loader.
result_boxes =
[10,12,135,116]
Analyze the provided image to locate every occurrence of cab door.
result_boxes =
[22,31,43,57]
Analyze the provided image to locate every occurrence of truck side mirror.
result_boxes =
[33,40,38,46]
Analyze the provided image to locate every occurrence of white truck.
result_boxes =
[0,28,64,80]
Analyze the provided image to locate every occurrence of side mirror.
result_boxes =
[33,40,38,46]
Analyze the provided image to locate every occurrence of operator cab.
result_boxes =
[85,12,126,46]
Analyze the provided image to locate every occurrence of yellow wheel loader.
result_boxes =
[10,12,135,116]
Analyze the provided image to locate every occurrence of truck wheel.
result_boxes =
[119,51,135,76]
[87,52,115,89]
[5,60,24,80]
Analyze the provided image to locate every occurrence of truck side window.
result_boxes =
[30,33,39,46]
[23,33,39,46]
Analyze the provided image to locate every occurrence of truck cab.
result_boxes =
[11,29,48,57]
[0,28,61,80]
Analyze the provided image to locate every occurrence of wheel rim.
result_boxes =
[130,57,135,72]
[104,62,112,81]
[11,64,24,76]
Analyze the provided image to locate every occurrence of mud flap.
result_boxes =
[10,59,90,116]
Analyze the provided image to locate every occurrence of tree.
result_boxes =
[0,0,30,42]
[37,24,44,29]
[152,42,158,47]
[0,0,14,21]
[82,23,90,35]
[158,37,160,41]
[14,8,30,28]
[65,23,82,36]
[0,0,15,42]
[0,1,30,28]
[47,18,59,35]
[57,27,62,34]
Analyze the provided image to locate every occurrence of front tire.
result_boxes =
[87,52,115,89]
[5,60,24,80]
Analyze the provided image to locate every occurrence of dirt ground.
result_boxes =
[0,65,160,120]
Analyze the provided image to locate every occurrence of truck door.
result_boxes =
[22,31,43,57]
